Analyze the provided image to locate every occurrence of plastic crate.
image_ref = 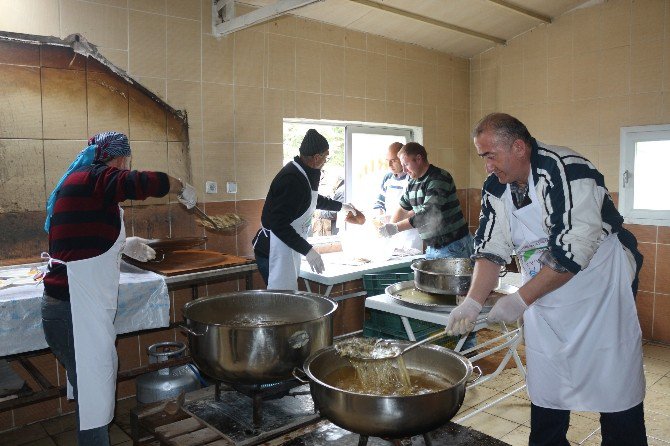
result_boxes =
[365,307,436,333]
[362,270,413,296]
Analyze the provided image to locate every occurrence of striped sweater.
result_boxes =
[399,164,468,248]
[474,139,642,290]
[44,162,170,300]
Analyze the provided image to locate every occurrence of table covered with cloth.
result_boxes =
[0,261,169,356]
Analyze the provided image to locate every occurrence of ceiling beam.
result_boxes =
[213,0,324,36]
[347,0,506,45]
[486,0,551,24]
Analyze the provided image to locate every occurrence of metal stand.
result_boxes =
[213,379,303,426]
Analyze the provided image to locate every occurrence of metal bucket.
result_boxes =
[181,291,337,384]
[298,342,474,438]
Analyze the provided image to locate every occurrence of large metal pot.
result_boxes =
[299,342,474,438]
[181,291,337,384]
[411,258,475,295]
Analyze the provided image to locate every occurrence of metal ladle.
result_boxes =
[370,316,489,360]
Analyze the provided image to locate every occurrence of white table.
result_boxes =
[365,273,527,422]
[0,261,170,356]
[299,252,422,301]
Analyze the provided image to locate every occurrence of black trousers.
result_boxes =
[255,253,269,285]
[529,402,647,446]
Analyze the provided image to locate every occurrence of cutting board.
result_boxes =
[124,249,254,276]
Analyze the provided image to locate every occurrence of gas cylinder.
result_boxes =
[135,341,201,404]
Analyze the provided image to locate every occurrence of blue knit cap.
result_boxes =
[44,132,131,232]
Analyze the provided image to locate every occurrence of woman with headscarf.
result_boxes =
[41,131,196,445]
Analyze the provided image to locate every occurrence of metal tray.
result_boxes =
[146,237,207,252]
[385,281,519,312]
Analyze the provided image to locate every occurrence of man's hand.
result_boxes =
[178,182,197,209]
[378,223,398,238]
[487,292,528,323]
[341,203,357,215]
[445,297,483,335]
[123,237,156,262]
[305,249,325,274]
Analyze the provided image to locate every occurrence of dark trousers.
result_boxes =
[530,402,647,446]
[41,294,111,446]
[255,253,269,285]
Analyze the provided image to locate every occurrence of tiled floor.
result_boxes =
[1,335,669,446]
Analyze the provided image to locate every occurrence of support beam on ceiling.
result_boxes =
[486,0,551,24]
[347,0,506,45]
[213,0,323,36]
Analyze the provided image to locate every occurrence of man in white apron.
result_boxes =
[41,132,196,445]
[372,142,422,252]
[252,129,357,290]
[446,113,647,445]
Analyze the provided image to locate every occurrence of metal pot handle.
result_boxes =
[179,324,206,337]
[466,365,483,387]
[292,367,310,384]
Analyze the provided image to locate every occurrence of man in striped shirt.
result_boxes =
[378,142,473,259]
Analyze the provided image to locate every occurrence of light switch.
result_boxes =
[226,182,238,194]
[205,181,218,194]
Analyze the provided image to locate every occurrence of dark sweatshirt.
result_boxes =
[252,156,342,257]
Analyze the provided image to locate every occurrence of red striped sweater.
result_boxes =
[44,162,170,300]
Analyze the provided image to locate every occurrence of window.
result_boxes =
[283,120,417,239]
[620,124,670,225]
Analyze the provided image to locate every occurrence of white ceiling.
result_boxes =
[239,0,593,58]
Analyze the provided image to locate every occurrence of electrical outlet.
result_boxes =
[205,181,218,194]
[226,182,238,194]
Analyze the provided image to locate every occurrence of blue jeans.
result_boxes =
[425,233,474,260]
[426,233,477,351]
[530,402,647,446]
[41,294,110,446]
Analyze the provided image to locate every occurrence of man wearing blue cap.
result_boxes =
[41,132,196,446]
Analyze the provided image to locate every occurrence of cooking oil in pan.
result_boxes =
[323,364,453,396]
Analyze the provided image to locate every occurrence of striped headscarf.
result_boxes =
[44,131,132,232]
[91,131,131,162]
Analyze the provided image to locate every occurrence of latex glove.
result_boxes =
[341,203,357,215]
[178,182,197,209]
[378,223,398,238]
[123,237,156,262]
[306,249,325,274]
[487,291,528,323]
[445,297,483,335]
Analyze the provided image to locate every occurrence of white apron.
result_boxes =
[65,208,125,430]
[267,161,318,290]
[384,179,422,251]
[506,177,645,412]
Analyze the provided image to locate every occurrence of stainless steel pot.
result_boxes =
[181,291,337,384]
[411,258,475,295]
[297,342,474,438]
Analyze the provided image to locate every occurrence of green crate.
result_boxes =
[365,308,437,333]
[362,270,413,296]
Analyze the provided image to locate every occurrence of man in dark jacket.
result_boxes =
[252,129,356,289]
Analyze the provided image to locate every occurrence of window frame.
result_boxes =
[619,124,670,226]
[282,118,419,242]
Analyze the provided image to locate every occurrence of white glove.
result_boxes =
[487,291,528,323]
[178,182,197,209]
[123,237,156,262]
[445,297,483,335]
[305,248,325,274]
[378,223,398,238]
[341,203,357,215]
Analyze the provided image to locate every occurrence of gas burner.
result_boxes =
[357,434,434,446]
[213,378,307,426]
